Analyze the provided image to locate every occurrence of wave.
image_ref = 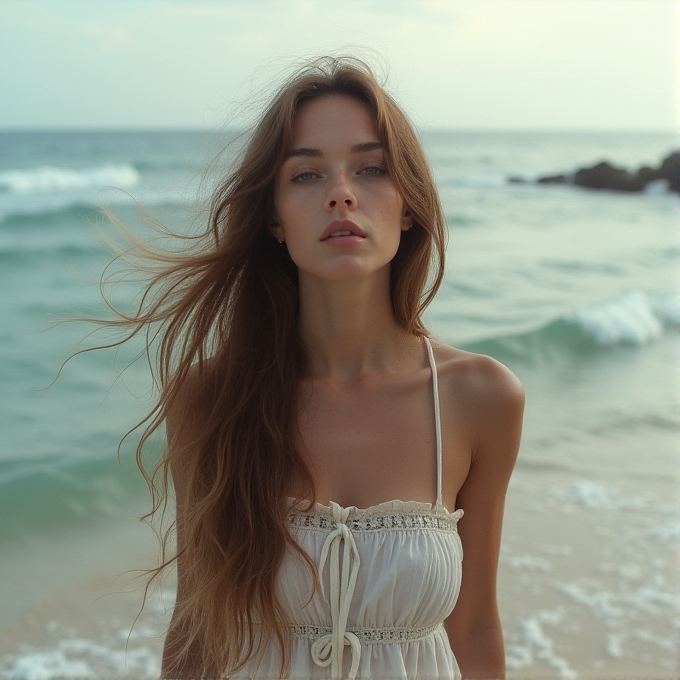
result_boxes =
[461,291,676,362]
[0,242,108,265]
[0,164,140,194]
[0,196,194,229]
[0,449,154,544]
[0,202,104,229]
[571,291,664,345]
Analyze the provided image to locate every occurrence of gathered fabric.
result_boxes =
[231,338,464,679]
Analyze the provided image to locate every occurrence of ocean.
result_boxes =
[0,129,677,679]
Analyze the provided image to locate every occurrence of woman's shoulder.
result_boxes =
[429,339,524,475]
[429,339,525,413]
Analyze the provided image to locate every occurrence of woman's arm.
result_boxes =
[444,355,525,679]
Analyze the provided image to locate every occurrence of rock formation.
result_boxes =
[509,151,679,193]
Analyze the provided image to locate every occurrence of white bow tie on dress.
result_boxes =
[310,501,362,680]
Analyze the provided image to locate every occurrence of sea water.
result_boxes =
[0,130,677,678]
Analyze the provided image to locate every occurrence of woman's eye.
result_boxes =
[292,171,317,182]
[361,166,385,176]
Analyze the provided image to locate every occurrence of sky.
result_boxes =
[0,0,677,131]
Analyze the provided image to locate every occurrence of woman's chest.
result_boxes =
[292,378,471,509]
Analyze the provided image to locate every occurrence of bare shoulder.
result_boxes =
[430,340,524,463]
[431,340,524,408]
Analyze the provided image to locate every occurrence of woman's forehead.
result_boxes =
[289,95,379,149]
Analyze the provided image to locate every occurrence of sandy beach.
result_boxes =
[1,425,677,680]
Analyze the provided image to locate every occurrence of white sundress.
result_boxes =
[233,337,464,679]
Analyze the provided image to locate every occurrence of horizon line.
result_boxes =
[0,125,678,136]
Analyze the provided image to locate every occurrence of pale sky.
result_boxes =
[0,0,677,130]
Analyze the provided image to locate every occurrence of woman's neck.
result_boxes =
[297,271,418,382]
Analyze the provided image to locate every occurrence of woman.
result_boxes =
[137,57,524,679]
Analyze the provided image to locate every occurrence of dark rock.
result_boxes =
[636,166,658,185]
[515,150,679,193]
[573,162,644,192]
[658,152,680,192]
[537,174,568,185]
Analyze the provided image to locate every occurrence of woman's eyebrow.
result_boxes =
[285,147,322,160]
[284,141,383,161]
[350,141,383,154]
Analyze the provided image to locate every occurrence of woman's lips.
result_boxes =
[322,233,365,246]
[320,220,366,241]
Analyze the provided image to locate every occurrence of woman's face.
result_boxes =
[273,94,412,283]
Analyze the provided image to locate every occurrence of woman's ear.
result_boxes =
[269,214,285,243]
[401,207,415,232]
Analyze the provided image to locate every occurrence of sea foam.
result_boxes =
[5,637,159,680]
[571,291,663,346]
[0,164,140,194]
[506,608,577,679]
[460,289,676,366]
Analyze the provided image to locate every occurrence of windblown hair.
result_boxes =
[104,56,446,678]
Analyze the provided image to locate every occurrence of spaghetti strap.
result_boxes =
[424,337,444,509]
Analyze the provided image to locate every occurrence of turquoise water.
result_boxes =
[1,129,676,538]
[0,130,677,676]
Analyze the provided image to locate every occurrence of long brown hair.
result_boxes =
[101,56,446,677]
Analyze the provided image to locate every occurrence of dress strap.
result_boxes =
[423,337,444,509]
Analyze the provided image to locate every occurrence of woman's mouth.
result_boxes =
[320,220,366,241]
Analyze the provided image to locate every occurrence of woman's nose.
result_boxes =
[325,175,357,212]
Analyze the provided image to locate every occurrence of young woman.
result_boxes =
[134,57,524,679]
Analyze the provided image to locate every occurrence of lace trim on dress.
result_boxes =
[291,621,445,644]
[287,509,462,533]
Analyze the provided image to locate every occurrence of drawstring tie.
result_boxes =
[310,502,361,680]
